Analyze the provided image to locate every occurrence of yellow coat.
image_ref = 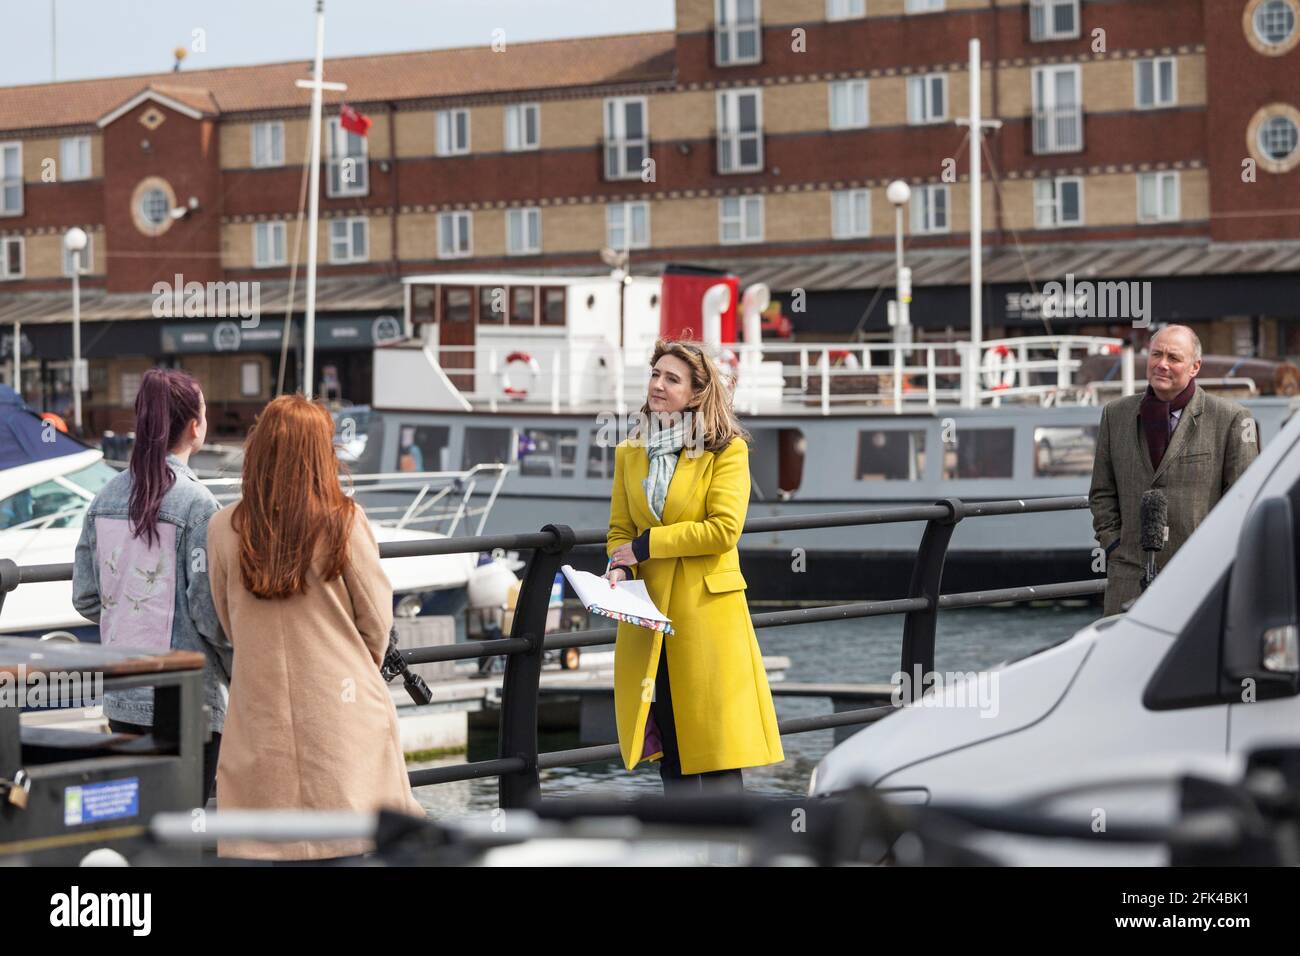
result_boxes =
[607,435,785,776]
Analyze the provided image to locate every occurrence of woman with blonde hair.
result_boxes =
[207,394,423,862]
[605,336,784,795]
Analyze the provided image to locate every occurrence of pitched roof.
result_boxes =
[0,31,676,133]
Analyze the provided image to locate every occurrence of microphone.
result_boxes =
[1139,488,1168,591]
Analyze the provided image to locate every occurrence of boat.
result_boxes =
[0,385,497,639]
[338,267,1298,601]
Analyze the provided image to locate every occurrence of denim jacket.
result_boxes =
[72,453,231,734]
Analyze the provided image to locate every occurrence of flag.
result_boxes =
[339,103,371,136]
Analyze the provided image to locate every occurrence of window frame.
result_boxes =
[906,73,948,125]
[606,201,651,251]
[435,108,471,157]
[252,221,288,268]
[716,88,764,174]
[504,103,540,152]
[506,207,542,256]
[326,116,369,197]
[251,121,285,168]
[0,235,23,280]
[1031,63,1083,154]
[831,188,872,239]
[1134,57,1177,110]
[0,142,23,217]
[719,195,764,245]
[1137,170,1181,223]
[829,79,870,130]
[1033,176,1084,228]
[328,216,369,264]
[437,211,473,259]
[59,136,92,181]
[1028,0,1080,42]
[904,0,945,13]
[603,96,649,181]
[910,184,950,235]
[826,0,866,20]
[715,0,762,67]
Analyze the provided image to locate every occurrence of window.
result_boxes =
[604,97,648,180]
[0,236,22,280]
[253,221,287,267]
[943,428,1014,479]
[506,207,541,255]
[717,89,763,173]
[240,361,262,398]
[855,430,926,480]
[1032,65,1082,154]
[63,233,91,276]
[607,202,650,251]
[504,104,539,151]
[59,136,91,181]
[329,217,368,263]
[1254,0,1297,46]
[716,0,761,66]
[436,108,470,156]
[1029,0,1079,41]
[139,188,170,228]
[1259,115,1299,162]
[1,143,22,216]
[1135,57,1176,109]
[0,479,86,531]
[832,189,871,238]
[719,195,764,244]
[829,80,869,130]
[827,0,865,19]
[438,211,472,259]
[251,121,284,167]
[905,0,944,12]
[911,184,949,234]
[397,425,450,473]
[326,117,368,196]
[509,286,536,325]
[541,287,566,327]
[518,429,578,478]
[478,286,504,325]
[587,433,616,479]
[907,73,947,124]
[1034,425,1098,477]
[462,427,513,470]
[1033,176,1083,227]
[1138,171,1180,222]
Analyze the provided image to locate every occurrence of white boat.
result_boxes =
[0,387,497,638]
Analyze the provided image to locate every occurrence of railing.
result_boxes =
[1032,105,1084,154]
[424,335,1131,415]
[0,495,1105,809]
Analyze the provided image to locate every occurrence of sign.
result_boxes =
[161,316,404,354]
[64,777,140,826]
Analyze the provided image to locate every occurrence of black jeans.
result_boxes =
[108,718,221,806]
[652,638,744,796]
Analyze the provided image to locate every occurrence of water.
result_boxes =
[409,604,1100,818]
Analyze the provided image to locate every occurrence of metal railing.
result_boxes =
[0,494,1105,809]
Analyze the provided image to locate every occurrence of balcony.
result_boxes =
[1032,106,1083,155]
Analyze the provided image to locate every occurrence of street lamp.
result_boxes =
[885,180,912,349]
[63,227,87,434]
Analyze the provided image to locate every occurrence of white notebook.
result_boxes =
[561,564,674,634]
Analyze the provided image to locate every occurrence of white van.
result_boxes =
[809,404,1300,865]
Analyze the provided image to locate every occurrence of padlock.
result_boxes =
[5,769,30,810]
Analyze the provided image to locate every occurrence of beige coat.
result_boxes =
[1089,386,1259,616]
[207,506,424,860]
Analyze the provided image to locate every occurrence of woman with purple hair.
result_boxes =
[73,368,230,805]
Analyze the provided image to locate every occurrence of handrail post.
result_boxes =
[0,558,18,618]
[898,498,963,703]
[498,523,574,809]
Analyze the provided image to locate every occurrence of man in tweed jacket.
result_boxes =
[1089,325,1259,616]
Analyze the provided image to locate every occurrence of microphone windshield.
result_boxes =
[1140,489,1168,552]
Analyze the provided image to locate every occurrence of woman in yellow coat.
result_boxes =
[605,338,784,794]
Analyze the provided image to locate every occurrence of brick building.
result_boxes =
[1,0,1299,433]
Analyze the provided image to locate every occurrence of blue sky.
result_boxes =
[0,0,676,86]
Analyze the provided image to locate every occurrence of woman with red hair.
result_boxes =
[206,394,423,862]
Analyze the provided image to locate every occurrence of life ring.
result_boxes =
[981,344,1016,391]
[500,351,539,399]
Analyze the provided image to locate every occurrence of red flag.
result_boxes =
[339,103,371,136]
